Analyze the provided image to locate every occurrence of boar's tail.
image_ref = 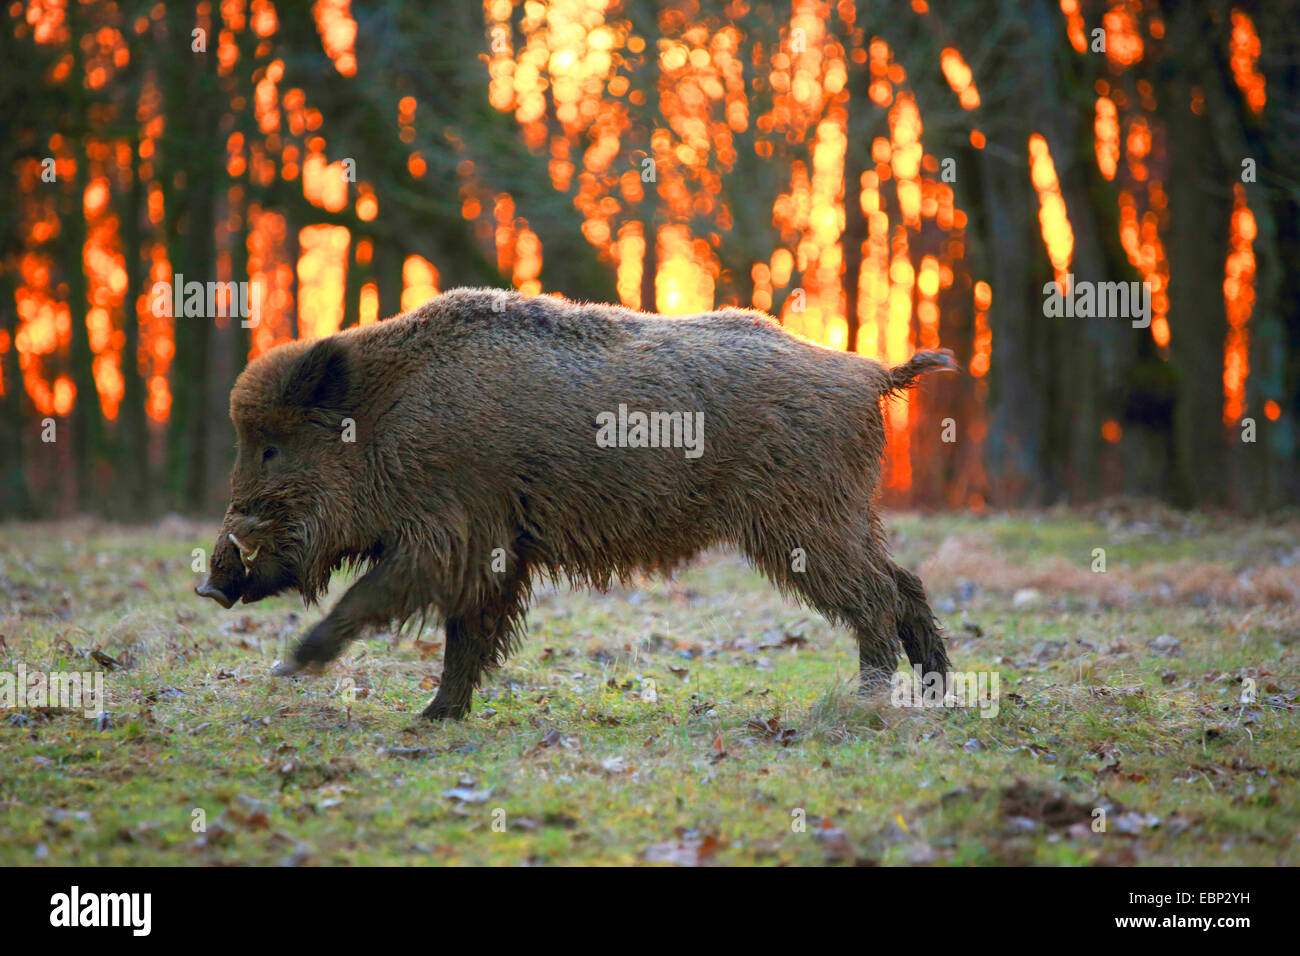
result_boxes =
[884,348,958,396]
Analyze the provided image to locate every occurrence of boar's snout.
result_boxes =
[196,526,254,609]
[196,515,298,609]
[196,579,236,609]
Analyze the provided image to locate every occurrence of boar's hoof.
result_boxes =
[421,697,470,721]
[273,659,326,677]
[196,581,235,609]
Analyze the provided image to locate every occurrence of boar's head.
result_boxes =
[197,336,366,609]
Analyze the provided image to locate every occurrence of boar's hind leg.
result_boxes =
[854,595,901,691]
[421,616,491,720]
[745,522,902,691]
[891,563,950,677]
[422,571,529,721]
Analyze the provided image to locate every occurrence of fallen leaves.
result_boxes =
[744,714,799,746]
[709,732,727,763]
[227,794,271,829]
[442,785,492,804]
[812,817,857,863]
[1150,633,1182,655]
[529,726,579,755]
[998,780,1096,835]
[384,746,433,759]
[643,832,721,866]
[412,639,443,659]
[89,649,120,670]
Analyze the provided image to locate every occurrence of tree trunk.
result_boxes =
[640,220,658,313]
[375,239,404,321]
[842,140,865,354]
[1161,5,1233,508]
[162,6,221,513]
[118,132,151,518]
[64,3,101,513]
[0,255,29,516]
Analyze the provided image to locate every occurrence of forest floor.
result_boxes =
[1,505,1298,865]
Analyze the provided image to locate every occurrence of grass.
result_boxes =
[1,506,1297,865]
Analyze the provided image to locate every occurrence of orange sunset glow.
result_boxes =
[3,0,1283,510]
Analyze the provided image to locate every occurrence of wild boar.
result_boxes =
[197,288,954,719]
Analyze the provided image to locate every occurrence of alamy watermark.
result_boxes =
[891,665,1000,718]
[1,664,105,718]
[151,273,261,327]
[49,886,151,936]
[595,405,704,459]
[1043,275,1151,329]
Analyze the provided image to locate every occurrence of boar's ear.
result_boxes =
[282,337,352,411]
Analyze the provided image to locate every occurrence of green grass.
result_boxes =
[1,509,1297,865]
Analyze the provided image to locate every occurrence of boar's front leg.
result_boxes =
[274,561,409,674]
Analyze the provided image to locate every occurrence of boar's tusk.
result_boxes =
[227,533,260,572]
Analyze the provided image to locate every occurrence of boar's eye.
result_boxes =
[262,446,280,464]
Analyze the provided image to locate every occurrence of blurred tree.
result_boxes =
[3,0,1297,518]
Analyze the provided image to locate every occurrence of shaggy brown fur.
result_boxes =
[197,288,954,719]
